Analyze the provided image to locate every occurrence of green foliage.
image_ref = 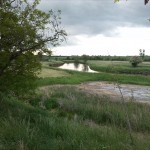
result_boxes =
[0,0,66,96]
[0,52,41,96]
[48,60,64,67]
[81,54,89,63]
[29,95,59,110]
[139,49,145,59]
[44,98,59,110]
[73,56,80,64]
[130,56,142,67]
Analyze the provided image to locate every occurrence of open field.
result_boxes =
[39,68,69,78]
[38,61,69,78]
[38,61,150,86]
[88,61,150,75]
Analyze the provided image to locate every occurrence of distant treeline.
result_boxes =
[38,55,150,62]
[48,55,150,62]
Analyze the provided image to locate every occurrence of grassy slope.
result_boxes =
[0,87,150,150]
[38,70,150,86]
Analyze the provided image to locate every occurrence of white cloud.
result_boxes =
[53,27,150,56]
[37,0,150,56]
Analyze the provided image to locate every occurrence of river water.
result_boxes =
[58,63,97,73]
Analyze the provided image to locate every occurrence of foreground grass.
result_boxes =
[0,86,150,150]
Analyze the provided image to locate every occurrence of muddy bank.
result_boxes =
[77,81,150,104]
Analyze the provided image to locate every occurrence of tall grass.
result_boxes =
[1,87,150,150]
[41,86,150,132]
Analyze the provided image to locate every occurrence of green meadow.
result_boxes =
[1,60,150,150]
[88,61,150,75]
[38,61,150,86]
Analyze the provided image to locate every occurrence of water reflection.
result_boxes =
[58,63,97,73]
[82,64,88,72]
[74,62,80,69]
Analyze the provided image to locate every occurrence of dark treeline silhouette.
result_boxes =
[47,55,150,62]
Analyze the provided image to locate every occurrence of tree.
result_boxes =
[130,56,142,67]
[0,0,67,96]
[139,49,145,59]
[81,54,89,63]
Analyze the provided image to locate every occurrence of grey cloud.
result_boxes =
[38,0,150,37]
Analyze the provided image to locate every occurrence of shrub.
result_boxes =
[44,98,59,110]
[130,56,142,67]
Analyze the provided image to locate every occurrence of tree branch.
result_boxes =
[145,0,149,5]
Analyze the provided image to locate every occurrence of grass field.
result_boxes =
[1,60,150,150]
[39,68,69,78]
[38,61,69,78]
[88,61,150,75]
[38,61,150,86]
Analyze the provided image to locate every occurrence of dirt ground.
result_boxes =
[77,81,150,104]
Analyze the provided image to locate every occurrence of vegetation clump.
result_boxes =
[130,56,142,67]
[0,0,66,97]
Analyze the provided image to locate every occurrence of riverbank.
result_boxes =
[77,81,150,104]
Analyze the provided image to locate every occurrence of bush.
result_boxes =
[130,56,142,67]
[44,98,59,110]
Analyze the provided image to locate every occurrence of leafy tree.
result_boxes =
[130,56,142,67]
[81,54,89,63]
[0,0,67,96]
[139,49,145,59]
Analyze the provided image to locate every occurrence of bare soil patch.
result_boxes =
[77,81,150,104]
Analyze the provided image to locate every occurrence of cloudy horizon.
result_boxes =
[38,0,150,56]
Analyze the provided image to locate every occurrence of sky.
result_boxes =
[38,0,150,56]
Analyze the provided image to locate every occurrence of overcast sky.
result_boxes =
[38,0,150,56]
